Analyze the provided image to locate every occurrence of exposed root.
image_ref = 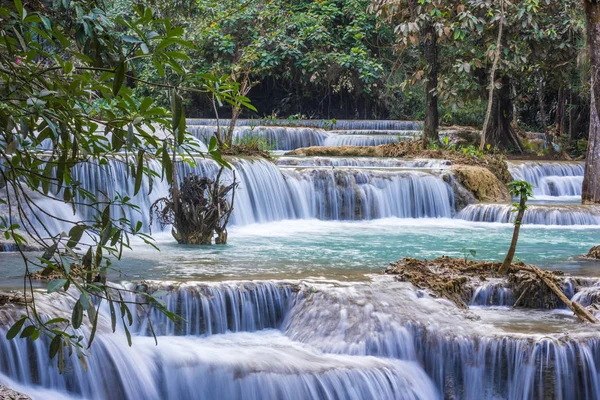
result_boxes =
[386,256,597,323]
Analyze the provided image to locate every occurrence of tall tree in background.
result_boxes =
[583,0,600,203]
[370,0,460,147]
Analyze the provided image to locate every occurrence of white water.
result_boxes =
[2,278,600,399]
[456,203,600,225]
[508,161,584,198]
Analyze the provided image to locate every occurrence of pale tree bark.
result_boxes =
[226,69,253,147]
[583,0,600,204]
[536,68,551,146]
[498,194,525,274]
[480,0,504,151]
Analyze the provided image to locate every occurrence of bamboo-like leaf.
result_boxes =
[6,317,26,340]
[134,150,144,195]
[72,300,83,329]
[112,61,126,96]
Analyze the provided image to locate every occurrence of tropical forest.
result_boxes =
[2,0,600,399]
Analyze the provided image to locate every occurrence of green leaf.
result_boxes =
[20,325,37,339]
[72,300,83,329]
[113,61,126,96]
[47,279,68,293]
[66,225,85,249]
[134,150,144,195]
[162,144,172,185]
[151,290,167,298]
[6,317,26,340]
[49,335,62,359]
[87,301,100,349]
[45,317,69,326]
[109,299,117,332]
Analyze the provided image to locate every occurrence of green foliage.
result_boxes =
[508,180,533,215]
[232,134,274,153]
[460,246,477,263]
[0,0,253,372]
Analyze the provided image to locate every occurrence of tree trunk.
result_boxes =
[498,195,526,275]
[583,1,600,204]
[481,75,524,152]
[422,22,439,148]
[536,69,551,146]
[480,0,504,151]
[555,87,566,136]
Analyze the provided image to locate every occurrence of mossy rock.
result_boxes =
[451,165,510,202]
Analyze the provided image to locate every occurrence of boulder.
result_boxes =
[451,165,510,202]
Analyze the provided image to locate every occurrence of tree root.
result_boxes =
[386,257,597,323]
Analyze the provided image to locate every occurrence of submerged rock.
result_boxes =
[0,386,31,400]
[451,165,510,202]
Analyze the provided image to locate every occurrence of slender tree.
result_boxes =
[499,181,532,274]
[370,0,462,147]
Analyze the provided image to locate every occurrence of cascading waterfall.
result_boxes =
[282,279,600,400]
[456,204,600,225]
[0,282,440,400]
[186,118,424,149]
[323,134,405,146]
[508,161,584,198]
[186,119,423,131]
[2,275,600,399]
[132,281,296,336]
[188,125,329,150]
[24,157,456,234]
[276,157,452,169]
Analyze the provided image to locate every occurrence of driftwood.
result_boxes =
[150,168,237,245]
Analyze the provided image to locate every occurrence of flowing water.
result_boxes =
[1,121,600,399]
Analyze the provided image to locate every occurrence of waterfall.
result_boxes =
[188,125,328,150]
[508,161,584,198]
[186,119,423,131]
[469,282,514,306]
[282,279,600,400]
[276,157,452,169]
[456,204,600,225]
[0,282,440,400]
[323,134,405,146]
[132,281,296,336]
[23,157,456,234]
[2,277,600,399]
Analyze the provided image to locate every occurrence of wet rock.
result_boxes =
[0,292,29,306]
[451,165,510,202]
[0,386,31,400]
[286,142,512,184]
[587,245,600,259]
[0,239,42,252]
[443,173,477,212]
